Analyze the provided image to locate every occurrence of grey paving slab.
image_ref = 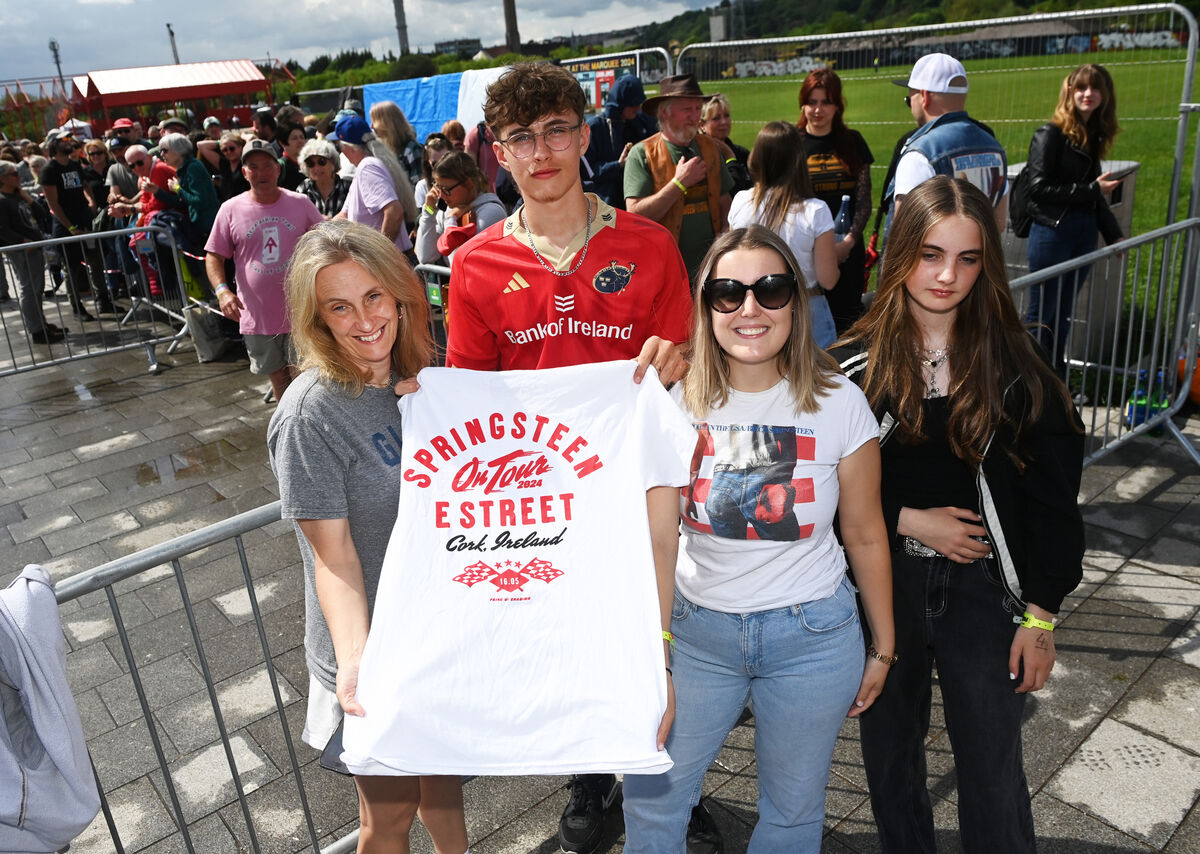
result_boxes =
[1166,611,1200,668]
[1031,793,1153,852]
[156,664,301,755]
[69,775,180,854]
[19,476,109,516]
[137,813,240,854]
[164,733,282,823]
[74,685,118,740]
[1054,596,1182,687]
[42,508,142,556]
[1132,534,1200,583]
[1081,499,1176,540]
[62,589,155,648]
[65,637,125,693]
[1089,562,1200,620]
[89,717,178,791]
[102,596,231,670]
[1112,657,1200,755]
[97,650,207,726]
[1047,718,1200,848]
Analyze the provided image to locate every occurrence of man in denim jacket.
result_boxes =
[886,53,1008,231]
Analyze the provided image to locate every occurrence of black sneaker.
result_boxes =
[686,799,724,854]
[558,773,620,853]
[30,328,64,344]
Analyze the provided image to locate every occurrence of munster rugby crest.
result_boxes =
[593,260,636,294]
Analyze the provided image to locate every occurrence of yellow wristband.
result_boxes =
[1020,612,1055,632]
[671,178,687,194]
[662,630,675,648]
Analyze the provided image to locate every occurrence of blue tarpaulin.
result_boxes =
[363,72,464,142]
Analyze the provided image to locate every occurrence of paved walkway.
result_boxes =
[1,342,1197,854]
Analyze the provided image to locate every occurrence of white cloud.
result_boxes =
[2,0,703,84]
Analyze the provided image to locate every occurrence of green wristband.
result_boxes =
[1020,612,1055,632]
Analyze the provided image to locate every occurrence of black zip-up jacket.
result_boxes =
[836,344,1086,614]
[1025,122,1122,245]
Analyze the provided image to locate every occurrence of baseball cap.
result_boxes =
[327,114,371,146]
[203,116,221,128]
[241,138,278,163]
[112,117,134,130]
[893,53,969,94]
[160,115,188,131]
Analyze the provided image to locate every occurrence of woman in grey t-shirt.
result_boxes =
[267,219,468,853]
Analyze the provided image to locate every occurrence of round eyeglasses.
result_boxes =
[496,124,581,159]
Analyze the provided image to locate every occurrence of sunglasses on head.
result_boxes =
[304,156,330,167]
[703,274,797,313]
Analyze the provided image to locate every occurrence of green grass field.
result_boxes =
[652,48,1195,239]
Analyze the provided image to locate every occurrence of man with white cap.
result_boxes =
[886,53,1008,230]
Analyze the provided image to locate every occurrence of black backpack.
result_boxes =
[1009,167,1033,238]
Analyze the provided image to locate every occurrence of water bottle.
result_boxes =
[1149,370,1171,436]
[834,194,852,241]
[1124,369,1150,428]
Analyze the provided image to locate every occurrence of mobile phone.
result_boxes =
[436,198,447,212]
[1105,164,1138,182]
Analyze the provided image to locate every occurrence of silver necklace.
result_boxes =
[520,197,592,277]
[919,346,950,397]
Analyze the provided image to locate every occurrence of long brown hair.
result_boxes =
[286,219,432,395]
[795,68,862,175]
[684,225,840,418]
[839,177,1077,468]
[1052,63,1118,157]
[747,122,815,233]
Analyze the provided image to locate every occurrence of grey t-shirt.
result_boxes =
[266,370,405,692]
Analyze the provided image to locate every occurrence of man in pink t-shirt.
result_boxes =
[205,139,323,400]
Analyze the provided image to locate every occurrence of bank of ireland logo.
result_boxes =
[593,260,636,294]
[454,558,564,593]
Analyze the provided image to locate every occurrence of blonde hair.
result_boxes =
[369,101,417,154]
[285,219,432,395]
[684,225,840,418]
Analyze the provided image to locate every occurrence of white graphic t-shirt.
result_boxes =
[341,361,697,776]
[673,375,879,613]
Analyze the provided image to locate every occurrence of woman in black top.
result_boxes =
[217,133,250,200]
[797,68,874,334]
[836,177,1084,854]
[1024,63,1124,370]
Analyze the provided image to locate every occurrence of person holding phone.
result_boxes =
[414,151,506,266]
[1023,63,1123,371]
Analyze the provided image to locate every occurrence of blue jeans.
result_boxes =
[707,463,799,541]
[622,578,863,854]
[859,551,1035,853]
[810,293,838,349]
[1026,210,1099,370]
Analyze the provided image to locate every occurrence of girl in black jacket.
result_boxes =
[836,176,1084,854]
[1024,63,1124,370]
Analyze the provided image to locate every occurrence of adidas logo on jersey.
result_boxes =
[503,272,531,294]
[554,295,575,313]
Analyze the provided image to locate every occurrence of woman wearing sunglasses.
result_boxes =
[414,151,505,265]
[298,138,351,218]
[216,133,250,201]
[836,177,1084,853]
[622,224,894,853]
[729,122,840,349]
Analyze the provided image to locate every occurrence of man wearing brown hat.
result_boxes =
[624,74,732,276]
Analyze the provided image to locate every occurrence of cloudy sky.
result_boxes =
[1,0,706,84]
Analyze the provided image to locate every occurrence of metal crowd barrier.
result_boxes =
[415,262,450,363]
[1009,217,1200,469]
[0,224,194,376]
[54,501,366,854]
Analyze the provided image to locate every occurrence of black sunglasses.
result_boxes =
[703,274,797,313]
[304,156,330,167]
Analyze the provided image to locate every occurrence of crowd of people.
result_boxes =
[2,51,1111,854]
[260,54,1097,854]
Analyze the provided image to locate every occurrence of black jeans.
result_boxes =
[859,550,1036,853]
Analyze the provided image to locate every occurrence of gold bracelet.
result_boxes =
[866,644,898,666]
